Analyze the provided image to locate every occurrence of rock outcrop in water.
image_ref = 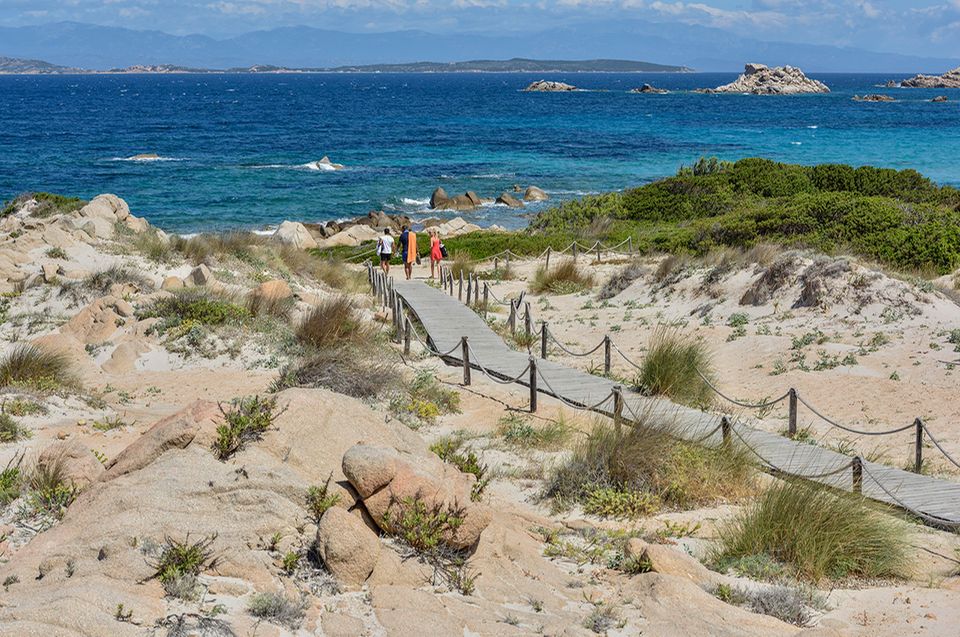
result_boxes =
[430,188,486,211]
[899,67,960,89]
[630,83,668,94]
[523,80,578,92]
[852,94,895,102]
[704,63,830,95]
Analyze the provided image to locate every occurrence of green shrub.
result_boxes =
[137,288,249,336]
[247,591,306,629]
[305,475,341,523]
[715,479,910,582]
[712,582,825,627]
[531,259,594,295]
[0,343,76,392]
[45,247,67,260]
[496,413,571,450]
[212,395,281,460]
[381,496,466,553]
[0,456,23,506]
[543,420,752,516]
[583,486,658,519]
[430,437,490,501]
[150,534,218,599]
[132,230,173,263]
[0,412,32,442]
[390,370,461,426]
[1,192,85,218]
[83,266,152,296]
[295,295,368,348]
[26,456,77,518]
[635,328,714,408]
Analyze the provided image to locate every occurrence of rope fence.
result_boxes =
[369,264,960,529]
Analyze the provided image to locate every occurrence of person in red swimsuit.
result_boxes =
[429,228,443,279]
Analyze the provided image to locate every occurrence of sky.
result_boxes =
[2,0,959,58]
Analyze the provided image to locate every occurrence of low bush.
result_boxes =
[430,437,490,501]
[26,455,77,518]
[212,395,281,460]
[448,252,476,279]
[496,413,571,451]
[247,591,307,629]
[712,582,825,627]
[382,496,466,553]
[543,419,753,516]
[272,345,401,399]
[714,479,910,582]
[246,288,294,320]
[131,229,173,263]
[137,288,250,336]
[390,370,461,426]
[1,192,86,218]
[150,534,219,600]
[172,231,265,266]
[598,261,645,300]
[530,259,594,295]
[286,248,366,291]
[295,295,369,348]
[305,475,341,523]
[0,412,32,442]
[634,328,715,408]
[0,343,76,392]
[83,265,153,296]
[0,455,24,506]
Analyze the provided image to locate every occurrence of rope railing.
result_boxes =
[546,328,606,357]
[917,422,960,471]
[796,393,917,437]
[696,369,791,410]
[858,461,960,529]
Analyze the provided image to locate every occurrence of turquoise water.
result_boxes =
[1,72,958,233]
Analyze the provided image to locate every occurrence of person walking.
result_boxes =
[376,228,394,275]
[404,228,418,280]
[429,228,443,279]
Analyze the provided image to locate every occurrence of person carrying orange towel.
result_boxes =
[401,226,417,280]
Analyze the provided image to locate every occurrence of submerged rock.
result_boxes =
[852,94,895,102]
[932,95,950,103]
[496,192,525,208]
[899,67,960,89]
[704,63,830,95]
[308,155,345,171]
[523,80,578,92]
[630,83,669,94]
[523,185,550,202]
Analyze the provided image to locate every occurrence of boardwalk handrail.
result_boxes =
[427,263,960,478]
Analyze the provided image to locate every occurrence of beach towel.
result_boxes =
[406,232,418,264]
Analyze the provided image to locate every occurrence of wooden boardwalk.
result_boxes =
[393,278,960,527]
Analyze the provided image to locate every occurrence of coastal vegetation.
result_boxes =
[1,192,85,218]
[635,328,715,408]
[424,158,960,275]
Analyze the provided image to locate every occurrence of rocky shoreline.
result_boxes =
[898,67,960,89]
[701,63,830,95]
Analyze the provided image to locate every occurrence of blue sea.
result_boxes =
[1,72,958,234]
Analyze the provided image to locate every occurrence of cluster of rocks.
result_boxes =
[430,185,548,211]
[630,83,669,94]
[523,80,578,92]
[852,94,895,102]
[898,67,960,89]
[703,63,830,95]
[1,194,152,293]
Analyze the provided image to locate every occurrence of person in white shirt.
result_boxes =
[377,228,395,275]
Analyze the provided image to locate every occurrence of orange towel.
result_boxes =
[406,232,417,263]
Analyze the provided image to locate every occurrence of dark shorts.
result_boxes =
[402,251,409,263]
[380,253,392,264]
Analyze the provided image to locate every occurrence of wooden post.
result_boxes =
[914,418,924,474]
[403,318,411,356]
[509,302,516,335]
[483,283,489,319]
[612,385,623,433]
[458,272,463,302]
[603,335,612,375]
[721,416,731,447]
[788,388,798,438]
[494,257,499,272]
[524,302,532,342]
[628,236,634,254]
[528,357,537,413]
[852,457,863,494]
[448,273,454,296]
[572,243,579,261]
[466,274,473,305]
[595,242,601,263]
[545,247,551,272]
[461,337,471,386]
[395,300,403,343]
[506,252,511,272]
[541,321,548,359]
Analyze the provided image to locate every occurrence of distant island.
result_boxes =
[0,56,692,75]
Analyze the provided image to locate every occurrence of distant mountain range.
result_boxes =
[0,56,691,75]
[0,21,958,73]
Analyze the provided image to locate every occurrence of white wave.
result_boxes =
[807,125,819,129]
[302,161,337,172]
[400,198,430,206]
[790,141,802,145]
[251,228,277,236]
[110,155,184,162]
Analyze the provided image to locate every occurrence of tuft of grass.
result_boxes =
[496,413,571,451]
[45,247,67,260]
[212,395,281,460]
[0,455,24,506]
[295,295,369,349]
[714,479,910,582]
[288,248,366,291]
[583,604,622,634]
[137,288,249,336]
[26,455,78,518]
[0,411,32,443]
[653,254,689,284]
[531,259,594,295]
[0,343,76,392]
[132,229,173,263]
[150,534,219,600]
[448,252,476,279]
[430,437,490,502]
[247,591,307,629]
[712,582,825,627]
[246,287,294,320]
[0,398,46,417]
[390,369,461,426]
[634,327,714,408]
[83,265,152,296]
[543,419,753,516]
[598,261,645,300]
[272,345,402,399]
[305,474,341,523]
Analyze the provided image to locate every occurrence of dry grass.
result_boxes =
[295,295,369,349]
[0,344,76,392]
[598,261,645,300]
[635,327,714,409]
[652,254,690,285]
[740,255,799,306]
[279,247,366,291]
[83,265,153,296]
[171,231,266,266]
[531,259,594,295]
[715,479,910,582]
[272,345,402,399]
[448,252,475,279]
[544,417,754,516]
[246,288,294,320]
[743,243,781,268]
